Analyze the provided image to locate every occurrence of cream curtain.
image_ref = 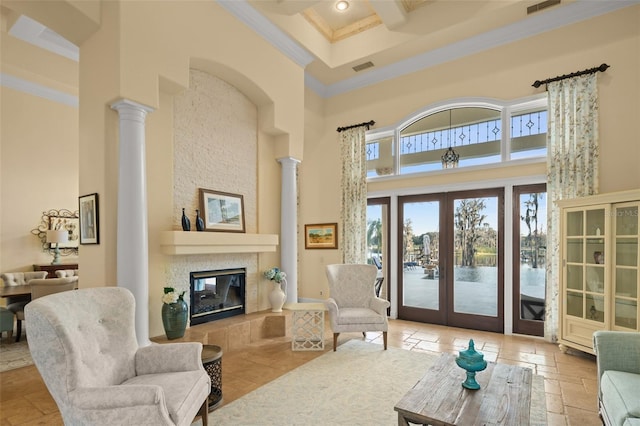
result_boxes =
[545,74,600,341]
[339,127,368,264]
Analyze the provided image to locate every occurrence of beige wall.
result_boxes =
[73,1,301,336]
[0,86,79,273]
[1,1,299,335]
[0,17,79,277]
[298,5,640,299]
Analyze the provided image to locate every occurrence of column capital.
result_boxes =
[277,156,301,166]
[111,99,155,122]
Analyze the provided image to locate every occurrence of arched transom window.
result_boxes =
[366,97,547,178]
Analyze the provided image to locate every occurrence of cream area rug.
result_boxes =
[208,340,547,425]
[0,338,33,372]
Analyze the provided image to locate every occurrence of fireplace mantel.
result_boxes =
[160,231,278,255]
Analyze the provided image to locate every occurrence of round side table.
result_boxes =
[201,344,223,410]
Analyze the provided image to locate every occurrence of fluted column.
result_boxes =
[278,157,300,306]
[111,99,154,347]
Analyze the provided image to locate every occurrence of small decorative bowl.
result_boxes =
[455,339,487,390]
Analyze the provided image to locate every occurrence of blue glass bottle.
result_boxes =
[181,208,191,231]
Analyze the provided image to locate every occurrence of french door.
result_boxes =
[513,184,547,336]
[367,197,390,304]
[398,189,504,333]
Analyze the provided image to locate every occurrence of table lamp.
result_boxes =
[47,230,68,265]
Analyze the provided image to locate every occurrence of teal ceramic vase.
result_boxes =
[455,339,487,390]
[162,299,188,340]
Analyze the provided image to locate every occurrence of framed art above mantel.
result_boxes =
[199,188,246,233]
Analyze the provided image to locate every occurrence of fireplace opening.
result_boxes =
[190,268,245,325]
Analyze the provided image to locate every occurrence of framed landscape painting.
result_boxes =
[199,188,246,233]
[305,223,338,249]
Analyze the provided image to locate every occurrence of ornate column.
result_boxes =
[278,157,300,306]
[111,99,154,347]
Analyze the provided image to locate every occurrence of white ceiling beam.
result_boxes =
[369,0,407,30]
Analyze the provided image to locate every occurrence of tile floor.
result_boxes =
[0,318,600,425]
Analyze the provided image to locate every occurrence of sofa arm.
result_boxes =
[324,298,338,314]
[69,386,174,425]
[70,385,164,409]
[325,298,339,328]
[370,297,390,315]
[593,331,640,374]
[135,342,203,375]
[593,331,640,380]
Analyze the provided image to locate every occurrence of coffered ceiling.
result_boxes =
[243,0,636,96]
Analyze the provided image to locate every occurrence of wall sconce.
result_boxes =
[47,230,68,265]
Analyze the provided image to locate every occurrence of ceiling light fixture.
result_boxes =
[441,110,460,169]
[336,1,349,11]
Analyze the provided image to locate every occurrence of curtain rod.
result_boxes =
[532,63,609,88]
[336,120,375,133]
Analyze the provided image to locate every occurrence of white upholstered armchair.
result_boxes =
[325,264,390,351]
[24,287,210,426]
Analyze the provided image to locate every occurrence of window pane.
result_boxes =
[366,204,386,298]
[399,108,501,174]
[453,197,498,317]
[402,201,440,310]
[366,136,394,178]
[510,109,547,159]
[518,191,547,321]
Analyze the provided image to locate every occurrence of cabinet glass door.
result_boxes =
[564,207,606,323]
[613,203,639,330]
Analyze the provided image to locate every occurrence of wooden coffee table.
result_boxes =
[394,352,533,426]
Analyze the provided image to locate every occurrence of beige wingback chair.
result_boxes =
[325,264,390,351]
[24,287,210,426]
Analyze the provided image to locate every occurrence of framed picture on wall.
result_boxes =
[199,188,246,233]
[304,223,338,249]
[79,193,100,244]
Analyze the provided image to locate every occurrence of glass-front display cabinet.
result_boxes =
[613,202,639,330]
[559,190,639,354]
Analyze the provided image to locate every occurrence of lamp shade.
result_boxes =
[46,230,69,244]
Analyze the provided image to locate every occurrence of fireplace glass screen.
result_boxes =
[190,268,245,325]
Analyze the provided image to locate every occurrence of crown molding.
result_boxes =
[216,0,315,68]
[314,0,638,98]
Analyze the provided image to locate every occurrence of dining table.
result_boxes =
[0,285,33,298]
[0,282,78,298]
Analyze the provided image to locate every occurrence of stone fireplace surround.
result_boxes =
[161,231,278,322]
